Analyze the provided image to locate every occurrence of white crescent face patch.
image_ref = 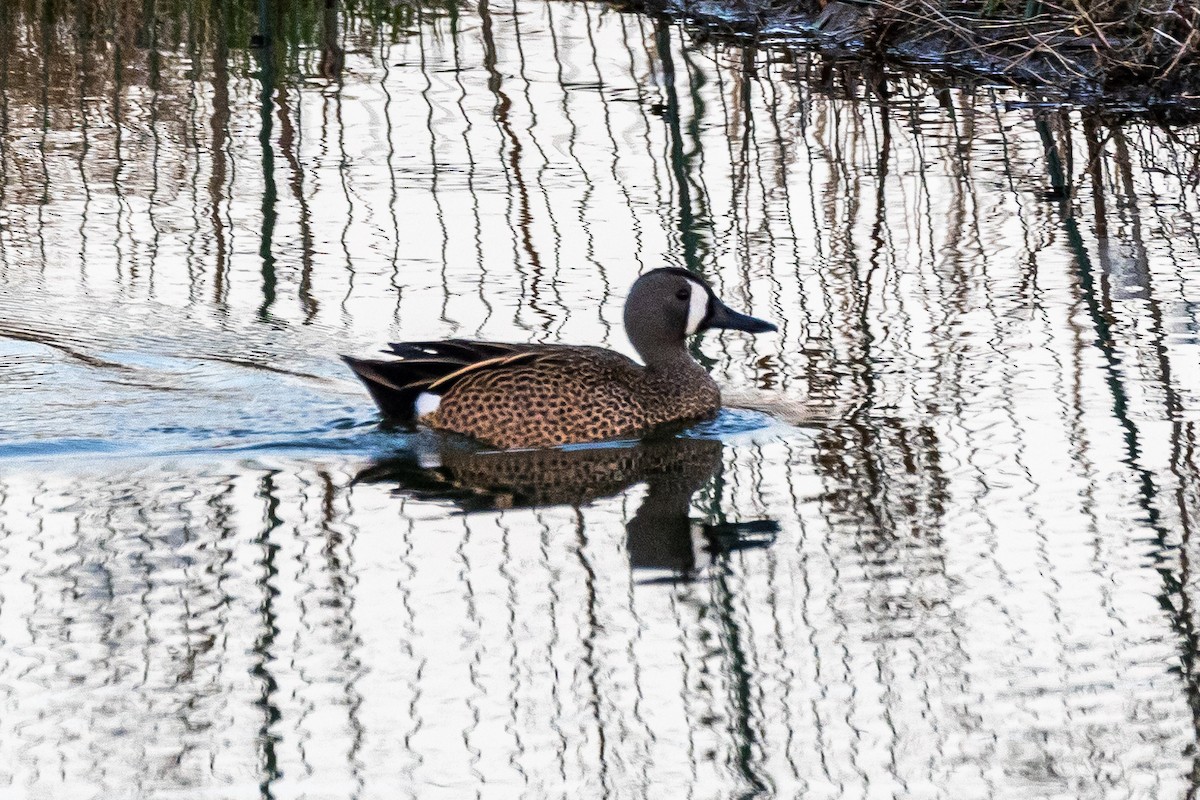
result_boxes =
[684,279,710,336]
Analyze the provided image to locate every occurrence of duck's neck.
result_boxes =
[638,342,720,422]
[639,342,701,374]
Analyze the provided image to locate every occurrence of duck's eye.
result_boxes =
[676,288,690,301]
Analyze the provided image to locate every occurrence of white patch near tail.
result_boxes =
[415,392,442,418]
[684,279,710,335]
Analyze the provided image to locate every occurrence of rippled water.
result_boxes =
[3,2,1200,797]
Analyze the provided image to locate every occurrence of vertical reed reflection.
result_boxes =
[35,0,51,272]
[144,0,163,292]
[209,0,231,308]
[456,513,486,785]
[449,5,492,328]
[545,0,607,337]
[378,17,403,320]
[110,1,132,283]
[253,471,283,798]
[278,80,319,320]
[653,18,702,272]
[584,2,647,284]
[1040,115,1190,675]
[479,0,548,331]
[1174,422,1200,798]
[416,3,450,324]
[77,7,99,290]
[1094,115,1200,786]
[506,0,553,330]
[317,468,367,796]
[387,496,425,798]
[573,510,611,795]
[333,10,356,316]
[255,1,280,320]
[713,555,770,796]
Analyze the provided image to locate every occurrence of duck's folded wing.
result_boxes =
[343,346,543,423]
[345,342,635,423]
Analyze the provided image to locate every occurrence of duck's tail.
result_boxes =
[342,340,538,423]
[341,355,436,422]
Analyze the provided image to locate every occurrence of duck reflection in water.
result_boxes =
[356,434,778,580]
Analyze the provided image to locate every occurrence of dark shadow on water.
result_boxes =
[356,434,778,579]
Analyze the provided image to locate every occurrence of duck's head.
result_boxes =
[624,267,776,366]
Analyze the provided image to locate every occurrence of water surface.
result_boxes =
[2,2,1200,797]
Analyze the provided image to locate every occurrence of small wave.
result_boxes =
[0,438,123,460]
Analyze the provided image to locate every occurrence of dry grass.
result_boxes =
[649,0,1200,112]
[867,0,1199,82]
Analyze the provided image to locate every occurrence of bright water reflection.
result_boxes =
[3,1,1200,797]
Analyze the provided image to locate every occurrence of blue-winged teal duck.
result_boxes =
[342,268,776,449]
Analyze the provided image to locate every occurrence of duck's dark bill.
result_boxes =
[706,302,777,334]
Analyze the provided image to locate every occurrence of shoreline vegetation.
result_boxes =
[6,0,1196,118]
[617,0,1200,119]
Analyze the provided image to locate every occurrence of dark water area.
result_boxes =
[3,1,1200,797]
